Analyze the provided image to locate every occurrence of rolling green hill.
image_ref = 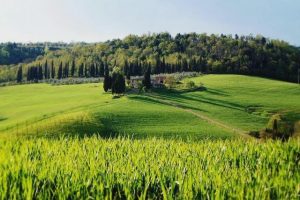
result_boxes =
[0,74,299,139]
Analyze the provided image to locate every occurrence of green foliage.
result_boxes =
[263,114,294,139]
[164,76,176,89]
[0,43,44,65]
[2,33,300,83]
[185,80,196,89]
[103,65,111,92]
[143,66,151,89]
[57,62,63,79]
[16,65,22,83]
[0,137,299,199]
[111,67,125,95]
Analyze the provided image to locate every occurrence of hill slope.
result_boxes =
[0,74,299,139]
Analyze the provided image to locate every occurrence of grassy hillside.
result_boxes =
[151,75,300,131]
[0,82,234,139]
[0,74,299,139]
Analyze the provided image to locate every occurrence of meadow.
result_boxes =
[0,74,299,139]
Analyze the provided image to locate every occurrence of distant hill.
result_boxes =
[0,33,299,83]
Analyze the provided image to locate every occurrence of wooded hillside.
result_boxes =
[1,33,299,83]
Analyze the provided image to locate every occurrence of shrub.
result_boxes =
[164,76,176,89]
[185,81,196,89]
[261,114,294,140]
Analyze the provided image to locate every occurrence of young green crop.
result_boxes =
[0,137,299,199]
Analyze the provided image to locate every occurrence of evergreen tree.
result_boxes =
[161,57,166,73]
[103,65,111,92]
[95,63,99,77]
[84,64,89,77]
[99,61,105,77]
[182,58,188,72]
[111,67,125,95]
[38,64,43,80]
[58,62,63,79]
[63,62,69,78]
[90,63,96,77]
[71,60,75,77]
[51,60,55,79]
[16,65,23,83]
[78,63,84,77]
[44,60,49,79]
[155,57,161,74]
[27,67,31,81]
[143,66,152,89]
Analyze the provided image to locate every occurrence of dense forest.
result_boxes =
[0,42,77,65]
[1,33,300,83]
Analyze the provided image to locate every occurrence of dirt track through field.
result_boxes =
[147,93,252,139]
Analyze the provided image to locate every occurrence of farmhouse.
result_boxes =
[129,75,167,88]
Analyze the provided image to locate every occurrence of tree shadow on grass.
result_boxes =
[128,95,207,113]
[151,88,246,111]
[19,114,119,140]
[0,116,7,122]
[205,88,230,97]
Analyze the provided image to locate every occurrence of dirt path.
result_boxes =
[146,93,253,139]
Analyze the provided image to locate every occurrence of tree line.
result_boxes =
[19,59,107,82]
[0,42,73,65]
[5,32,300,83]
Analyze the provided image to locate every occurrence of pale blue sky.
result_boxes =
[0,0,299,45]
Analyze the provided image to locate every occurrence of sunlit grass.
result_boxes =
[0,137,299,199]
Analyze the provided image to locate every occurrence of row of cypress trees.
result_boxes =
[16,60,108,82]
[103,67,126,95]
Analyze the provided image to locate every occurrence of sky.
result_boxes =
[0,0,299,45]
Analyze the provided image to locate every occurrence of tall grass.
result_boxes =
[0,137,299,199]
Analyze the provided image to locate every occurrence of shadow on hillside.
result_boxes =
[21,104,234,141]
[128,95,207,113]
[0,116,7,122]
[150,88,246,111]
[16,113,118,140]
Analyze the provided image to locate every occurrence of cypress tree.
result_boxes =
[84,64,88,77]
[38,64,43,80]
[155,57,161,74]
[27,67,31,81]
[111,67,125,95]
[124,60,129,76]
[51,60,55,79]
[31,66,37,82]
[99,60,105,77]
[90,63,95,77]
[28,66,33,81]
[63,62,69,78]
[103,65,111,92]
[44,60,49,79]
[143,66,151,89]
[182,58,188,72]
[95,63,99,77]
[161,57,166,73]
[58,62,63,79]
[16,65,23,83]
[78,63,84,77]
[71,60,75,77]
